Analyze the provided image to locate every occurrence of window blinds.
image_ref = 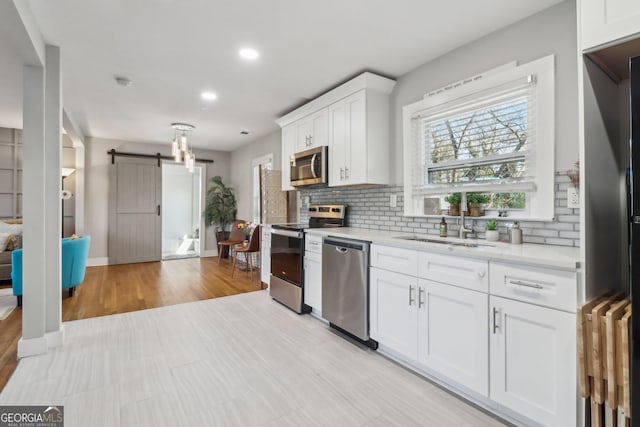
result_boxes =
[409,76,537,196]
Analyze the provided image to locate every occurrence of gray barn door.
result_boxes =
[108,157,161,264]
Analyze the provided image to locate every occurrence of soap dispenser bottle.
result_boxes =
[509,221,523,244]
[440,217,448,237]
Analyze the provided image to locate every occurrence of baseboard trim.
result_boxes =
[45,326,65,349]
[87,257,109,266]
[202,250,217,258]
[17,336,48,358]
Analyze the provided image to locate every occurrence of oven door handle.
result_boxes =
[270,228,303,239]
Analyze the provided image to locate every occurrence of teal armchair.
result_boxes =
[11,235,91,306]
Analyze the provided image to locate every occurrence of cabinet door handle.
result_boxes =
[492,307,499,334]
[509,279,544,290]
[157,205,161,216]
[344,167,349,179]
[476,270,486,279]
[340,167,344,180]
[418,287,425,308]
[409,285,415,306]
[308,135,313,145]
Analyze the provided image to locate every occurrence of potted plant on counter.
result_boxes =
[467,193,489,217]
[204,176,237,257]
[445,193,462,216]
[486,219,499,242]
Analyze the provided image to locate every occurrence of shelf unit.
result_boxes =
[0,128,21,219]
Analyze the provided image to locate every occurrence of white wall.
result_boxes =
[229,130,281,221]
[388,0,578,183]
[230,3,579,225]
[84,136,230,260]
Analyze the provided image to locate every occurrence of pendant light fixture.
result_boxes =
[170,123,196,172]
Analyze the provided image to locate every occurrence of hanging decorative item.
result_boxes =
[170,122,196,172]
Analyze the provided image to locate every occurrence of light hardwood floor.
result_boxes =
[0,289,507,427]
[0,256,263,391]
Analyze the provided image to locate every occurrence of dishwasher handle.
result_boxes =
[323,237,370,252]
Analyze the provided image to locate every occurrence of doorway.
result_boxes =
[161,163,203,260]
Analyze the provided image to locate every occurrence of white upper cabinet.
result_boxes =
[295,109,328,152]
[276,72,396,189]
[580,0,640,50]
[329,90,373,186]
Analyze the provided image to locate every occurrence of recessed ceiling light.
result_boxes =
[115,76,132,87]
[201,91,217,101]
[239,48,259,60]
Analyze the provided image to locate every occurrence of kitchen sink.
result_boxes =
[395,235,495,248]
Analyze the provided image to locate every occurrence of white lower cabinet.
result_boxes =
[370,267,418,359]
[418,279,489,396]
[303,251,322,315]
[369,243,578,426]
[371,270,488,396]
[489,296,576,427]
[261,227,271,285]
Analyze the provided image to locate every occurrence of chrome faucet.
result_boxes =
[459,192,472,239]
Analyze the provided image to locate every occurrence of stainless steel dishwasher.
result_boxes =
[322,236,377,349]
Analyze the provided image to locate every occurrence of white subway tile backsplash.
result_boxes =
[299,176,580,247]
[559,231,581,239]
[544,237,575,247]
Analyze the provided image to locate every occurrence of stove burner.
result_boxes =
[271,204,347,231]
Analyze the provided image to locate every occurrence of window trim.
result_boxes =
[402,55,555,220]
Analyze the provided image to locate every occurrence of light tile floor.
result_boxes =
[0,290,507,427]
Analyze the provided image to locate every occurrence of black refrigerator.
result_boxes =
[630,55,640,424]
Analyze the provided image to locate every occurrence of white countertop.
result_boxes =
[304,227,581,270]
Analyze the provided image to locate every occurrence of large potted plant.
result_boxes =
[204,176,237,258]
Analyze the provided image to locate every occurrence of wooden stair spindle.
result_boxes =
[620,307,632,422]
[605,300,629,410]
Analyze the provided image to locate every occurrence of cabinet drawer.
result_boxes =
[371,244,418,276]
[305,234,322,254]
[304,250,321,264]
[489,263,577,312]
[418,252,488,292]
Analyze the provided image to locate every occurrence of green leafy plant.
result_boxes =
[487,219,497,231]
[445,193,461,205]
[204,176,237,234]
[467,193,489,205]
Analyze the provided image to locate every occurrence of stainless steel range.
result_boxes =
[270,204,346,313]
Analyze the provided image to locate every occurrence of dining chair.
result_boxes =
[218,219,247,265]
[232,225,261,284]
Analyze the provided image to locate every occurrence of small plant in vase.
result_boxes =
[467,193,489,217]
[486,219,500,242]
[445,193,462,216]
[237,222,255,243]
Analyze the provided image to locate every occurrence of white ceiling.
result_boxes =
[1,0,563,151]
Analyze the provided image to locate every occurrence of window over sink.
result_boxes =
[402,55,555,219]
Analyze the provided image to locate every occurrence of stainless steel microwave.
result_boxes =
[290,146,327,187]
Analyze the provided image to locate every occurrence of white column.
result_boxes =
[44,45,63,347]
[19,64,47,358]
